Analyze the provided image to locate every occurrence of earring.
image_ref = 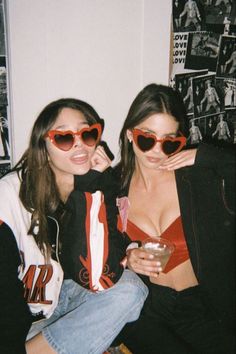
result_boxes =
[128,138,132,143]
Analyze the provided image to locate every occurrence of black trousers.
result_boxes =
[114,283,235,354]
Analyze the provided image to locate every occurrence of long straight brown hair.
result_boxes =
[118,84,188,190]
[12,98,103,257]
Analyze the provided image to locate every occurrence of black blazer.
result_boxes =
[175,143,235,328]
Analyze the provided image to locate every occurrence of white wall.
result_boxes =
[6,0,172,163]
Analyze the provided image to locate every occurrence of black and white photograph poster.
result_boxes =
[170,0,236,146]
[192,74,224,118]
[0,0,11,178]
[216,78,236,110]
[172,0,205,33]
[216,35,236,77]
[204,0,236,34]
[175,70,208,115]
[185,31,220,71]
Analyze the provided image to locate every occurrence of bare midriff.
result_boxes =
[149,260,199,291]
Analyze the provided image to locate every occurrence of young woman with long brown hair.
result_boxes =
[0,98,147,354]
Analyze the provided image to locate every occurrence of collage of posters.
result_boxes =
[0,0,11,178]
[170,0,236,146]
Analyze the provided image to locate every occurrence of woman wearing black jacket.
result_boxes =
[112,83,235,354]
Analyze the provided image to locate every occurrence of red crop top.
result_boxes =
[118,215,190,273]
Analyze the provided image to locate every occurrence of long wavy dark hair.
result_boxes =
[118,84,188,190]
[12,98,103,257]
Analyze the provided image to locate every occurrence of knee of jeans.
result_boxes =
[123,282,148,322]
[120,270,149,303]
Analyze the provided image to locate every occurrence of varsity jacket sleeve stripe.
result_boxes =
[85,191,109,291]
[61,169,127,291]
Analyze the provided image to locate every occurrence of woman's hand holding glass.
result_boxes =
[126,247,163,278]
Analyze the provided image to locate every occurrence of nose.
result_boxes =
[74,135,83,147]
[152,141,162,153]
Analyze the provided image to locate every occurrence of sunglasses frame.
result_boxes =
[132,128,186,156]
[45,123,102,151]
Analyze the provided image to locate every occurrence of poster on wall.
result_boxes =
[0,0,11,178]
[170,0,236,145]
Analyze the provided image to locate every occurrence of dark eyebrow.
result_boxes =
[138,128,178,137]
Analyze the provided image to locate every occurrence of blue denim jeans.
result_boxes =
[27,269,148,354]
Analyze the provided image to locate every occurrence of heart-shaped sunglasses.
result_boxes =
[45,123,102,151]
[132,128,186,156]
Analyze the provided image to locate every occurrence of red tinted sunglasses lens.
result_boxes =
[81,127,100,146]
[54,133,74,151]
[162,139,182,155]
[136,134,156,152]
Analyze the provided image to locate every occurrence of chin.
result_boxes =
[73,164,91,175]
